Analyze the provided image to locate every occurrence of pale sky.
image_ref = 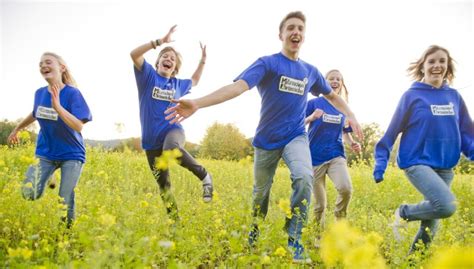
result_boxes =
[1,0,473,144]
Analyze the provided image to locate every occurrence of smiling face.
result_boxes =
[39,54,64,83]
[155,47,182,78]
[422,49,448,88]
[326,70,343,93]
[279,17,305,59]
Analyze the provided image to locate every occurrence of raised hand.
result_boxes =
[164,99,199,124]
[200,41,207,61]
[161,25,177,44]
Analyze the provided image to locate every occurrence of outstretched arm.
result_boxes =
[191,42,207,86]
[130,25,177,70]
[165,79,249,123]
[7,113,36,144]
[325,91,363,140]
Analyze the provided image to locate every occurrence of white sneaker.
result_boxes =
[391,208,407,241]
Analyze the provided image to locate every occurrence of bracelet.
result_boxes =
[156,39,162,47]
[150,40,156,49]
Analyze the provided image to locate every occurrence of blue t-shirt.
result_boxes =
[134,60,192,150]
[33,85,92,163]
[235,52,332,150]
[374,82,474,180]
[306,97,352,166]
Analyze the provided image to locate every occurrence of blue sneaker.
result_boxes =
[248,224,259,247]
[288,238,312,264]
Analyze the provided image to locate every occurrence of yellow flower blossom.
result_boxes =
[274,246,287,257]
[155,149,182,170]
[278,198,292,219]
[99,213,116,227]
[8,247,33,259]
[428,246,474,269]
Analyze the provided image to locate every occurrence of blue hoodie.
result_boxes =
[374,82,474,181]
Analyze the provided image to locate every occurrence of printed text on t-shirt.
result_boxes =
[36,106,58,121]
[322,113,342,124]
[431,103,455,116]
[152,87,175,101]
[279,76,306,95]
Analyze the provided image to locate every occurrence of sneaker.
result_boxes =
[202,183,213,202]
[288,238,312,264]
[391,208,407,241]
[248,224,259,247]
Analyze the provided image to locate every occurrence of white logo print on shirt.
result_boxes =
[431,103,455,116]
[322,113,342,124]
[152,87,175,101]
[279,76,307,95]
[36,106,58,121]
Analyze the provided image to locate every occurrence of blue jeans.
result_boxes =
[252,134,313,241]
[22,158,84,224]
[400,165,456,251]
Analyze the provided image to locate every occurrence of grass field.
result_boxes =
[0,145,473,268]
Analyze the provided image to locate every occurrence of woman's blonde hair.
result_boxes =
[155,46,183,77]
[42,52,77,87]
[325,69,349,103]
[407,45,456,85]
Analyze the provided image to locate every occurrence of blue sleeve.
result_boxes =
[234,58,267,89]
[133,60,155,95]
[373,93,410,182]
[306,99,315,117]
[70,90,92,123]
[458,95,474,160]
[343,126,353,133]
[310,68,332,97]
[179,79,193,96]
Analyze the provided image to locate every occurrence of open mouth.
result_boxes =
[162,61,173,69]
[290,36,301,45]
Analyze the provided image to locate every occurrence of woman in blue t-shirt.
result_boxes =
[8,52,92,227]
[131,25,213,221]
[374,45,473,253]
[305,70,361,244]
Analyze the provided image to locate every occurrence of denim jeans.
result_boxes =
[401,165,456,251]
[22,158,84,224]
[252,134,313,241]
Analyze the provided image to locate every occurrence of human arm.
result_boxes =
[191,42,206,86]
[165,79,249,123]
[373,95,410,183]
[343,132,361,153]
[458,96,474,160]
[130,25,177,71]
[324,91,363,140]
[50,84,89,133]
[7,113,36,144]
[305,108,323,125]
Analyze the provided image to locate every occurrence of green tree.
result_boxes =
[199,122,251,160]
[0,119,37,145]
[345,122,383,166]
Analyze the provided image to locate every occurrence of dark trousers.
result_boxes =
[145,128,207,216]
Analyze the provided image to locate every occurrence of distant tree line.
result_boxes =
[1,119,471,174]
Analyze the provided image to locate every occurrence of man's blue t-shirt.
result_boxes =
[235,52,332,150]
[134,60,192,150]
[33,85,92,163]
[306,97,351,166]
